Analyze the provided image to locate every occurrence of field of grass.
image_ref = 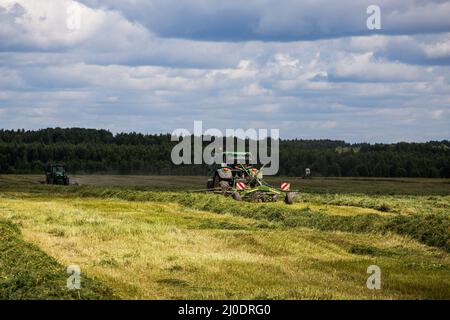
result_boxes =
[0,219,115,299]
[0,175,449,299]
[2,174,449,195]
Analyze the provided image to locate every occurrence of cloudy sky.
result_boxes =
[1,0,450,142]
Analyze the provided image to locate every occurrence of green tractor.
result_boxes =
[45,164,70,185]
[206,152,296,204]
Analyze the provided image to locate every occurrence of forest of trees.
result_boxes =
[0,128,449,177]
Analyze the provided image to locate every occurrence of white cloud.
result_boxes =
[0,0,150,51]
[330,52,426,82]
[425,39,450,59]
[431,109,446,119]
[0,0,449,142]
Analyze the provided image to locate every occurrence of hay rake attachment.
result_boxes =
[192,181,297,204]
[194,161,298,204]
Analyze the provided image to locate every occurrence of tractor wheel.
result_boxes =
[48,177,54,185]
[232,192,242,201]
[207,180,214,190]
[214,175,229,191]
[219,181,230,194]
[64,178,70,185]
[213,175,220,188]
[284,192,295,205]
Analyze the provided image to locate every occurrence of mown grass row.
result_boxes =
[0,219,115,299]
[301,193,450,215]
[13,186,449,252]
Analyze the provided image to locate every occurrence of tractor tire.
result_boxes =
[284,192,295,205]
[232,192,242,201]
[64,178,70,186]
[219,181,230,194]
[207,180,214,190]
[213,175,220,188]
[213,175,230,192]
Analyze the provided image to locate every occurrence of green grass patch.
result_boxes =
[0,190,449,299]
[0,220,115,300]
[33,186,448,252]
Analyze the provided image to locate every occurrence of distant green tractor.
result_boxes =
[206,152,296,204]
[45,164,70,185]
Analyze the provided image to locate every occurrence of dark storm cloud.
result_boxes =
[79,0,450,41]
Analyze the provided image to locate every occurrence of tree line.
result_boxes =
[0,128,449,177]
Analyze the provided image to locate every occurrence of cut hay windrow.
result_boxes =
[0,219,116,300]
[7,185,449,252]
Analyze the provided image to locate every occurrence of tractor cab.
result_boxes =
[222,152,253,165]
[222,152,257,175]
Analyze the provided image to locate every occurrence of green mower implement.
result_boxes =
[206,152,297,204]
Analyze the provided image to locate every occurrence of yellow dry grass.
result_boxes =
[1,194,449,299]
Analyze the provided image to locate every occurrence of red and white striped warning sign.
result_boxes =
[236,182,247,190]
[280,182,290,191]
